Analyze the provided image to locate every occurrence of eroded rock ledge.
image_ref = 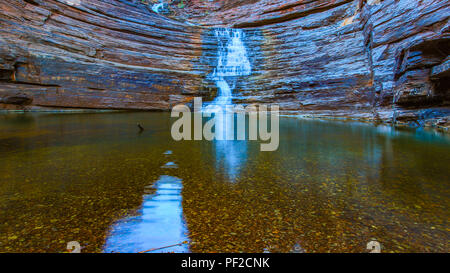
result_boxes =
[0,0,449,129]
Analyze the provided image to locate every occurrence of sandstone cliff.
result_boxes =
[0,0,449,128]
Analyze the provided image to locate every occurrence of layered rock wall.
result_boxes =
[0,0,449,127]
[0,0,207,110]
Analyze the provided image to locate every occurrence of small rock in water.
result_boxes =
[290,243,306,253]
[137,123,144,132]
[161,162,178,169]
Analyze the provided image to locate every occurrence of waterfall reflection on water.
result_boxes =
[212,112,249,182]
[207,28,252,182]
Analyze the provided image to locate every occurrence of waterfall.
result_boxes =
[152,1,165,13]
[214,79,232,105]
[210,28,251,106]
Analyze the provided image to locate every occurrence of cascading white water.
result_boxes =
[210,28,251,106]
[152,0,165,13]
[214,79,232,105]
[205,28,252,140]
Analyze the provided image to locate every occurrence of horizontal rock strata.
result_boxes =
[0,0,449,128]
[0,0,208,110]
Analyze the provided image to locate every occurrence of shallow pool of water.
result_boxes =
[0,112,448,253]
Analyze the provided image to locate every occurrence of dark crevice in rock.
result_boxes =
[0,93,33,105]
[14,81,60,88]
[394,37,450,80]
[23,0,39,6]
[0,69,14,81]
[88,87,106,91]
[393,37,449,109]
[432,76,450,98]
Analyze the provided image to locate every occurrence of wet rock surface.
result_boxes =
[0,0,449,128]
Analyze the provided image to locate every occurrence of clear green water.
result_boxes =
[0,112,449,253]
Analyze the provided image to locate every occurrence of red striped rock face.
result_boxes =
[0,0,448,127]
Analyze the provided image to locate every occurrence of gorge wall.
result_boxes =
[0,0,449,128]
